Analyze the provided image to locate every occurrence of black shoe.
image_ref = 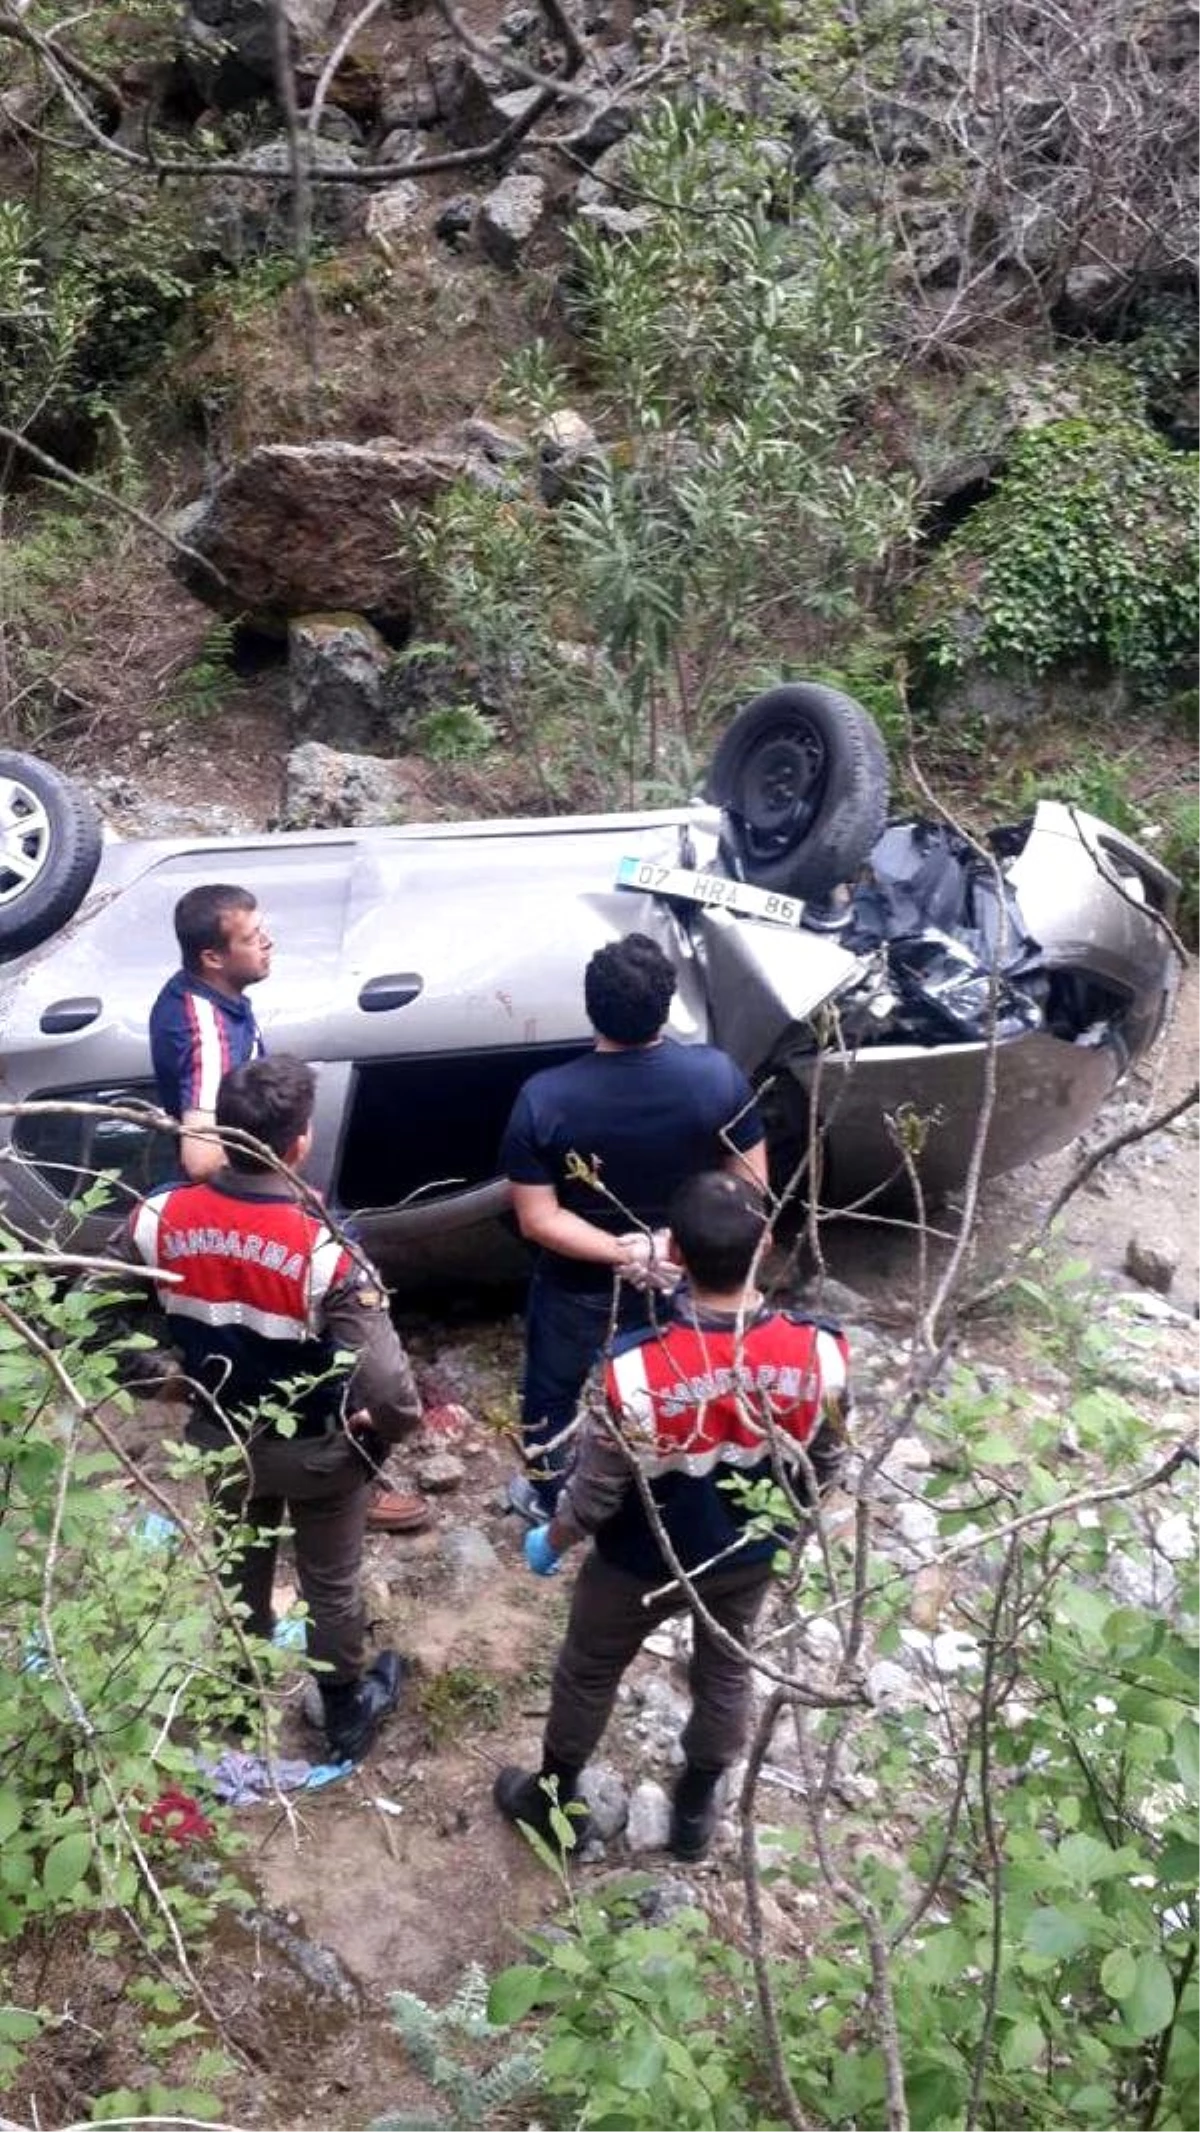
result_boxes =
[669,1766,723,1861]
[493,1765,592,1848]
[321,1649,406,1763]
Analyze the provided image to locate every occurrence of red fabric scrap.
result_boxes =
[138,1787,215,1844]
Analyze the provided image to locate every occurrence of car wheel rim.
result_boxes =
[0,775,53,906]
[738,725,827,845]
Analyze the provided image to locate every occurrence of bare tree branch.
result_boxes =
[0,424,231,598]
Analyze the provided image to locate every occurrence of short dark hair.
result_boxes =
[668,1171,768,1291]
[174,884,256,974]
[584,932,676,1045]
[216,1056,315,1174]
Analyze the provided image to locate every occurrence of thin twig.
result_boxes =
[739,1689,811,2132]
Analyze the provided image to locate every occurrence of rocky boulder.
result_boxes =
[182,0,340,107]
[200,135,363,262]
[280,740,432,829]
[576,198,654,242]
[624,1780,672,1853]
[288,612,389,748]
[536,408,605,504]
[1124,1237,1178,1295]
[476,174,547,268]
[928,660,1135,728]
[172,441,462,625]
[364,181,424,248]
[435,53,548,148]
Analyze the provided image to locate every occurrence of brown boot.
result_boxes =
[366,1489,430,1534]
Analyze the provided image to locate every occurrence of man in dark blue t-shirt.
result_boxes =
[149,884,271,1180]
[499,931,766,1518]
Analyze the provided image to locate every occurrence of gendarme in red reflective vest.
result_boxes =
[129,1175,358,1445]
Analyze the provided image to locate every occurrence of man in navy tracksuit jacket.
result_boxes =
[149,883,270,1180]
[494,1170,849,1860]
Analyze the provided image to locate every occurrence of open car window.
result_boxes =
[12,1083,178,1212]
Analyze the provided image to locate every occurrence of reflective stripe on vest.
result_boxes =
[606,1315,847,1481]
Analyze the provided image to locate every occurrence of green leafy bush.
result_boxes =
[420,97,914,802]
[916,417,1198,697]
[1162,793,1199,943]
[491,1888,757,2131]
[0,1232,273,2094]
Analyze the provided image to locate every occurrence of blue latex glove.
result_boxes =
[524,1525,562,1577]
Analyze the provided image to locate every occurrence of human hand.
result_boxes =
[524,1526,562,1577]
[617,1230,682,1294]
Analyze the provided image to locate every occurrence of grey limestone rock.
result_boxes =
[364,181,423,243]
[576,200,654,241]
[288,612,389,749]
[201,133,362,261]
[624,1779,672,1853]
[415,1451,466,1494]
[867,1658,927,1714]
[183,0,340,103]
[476,174,547,269]
[1124,1236,1178,1295]
[536,407,605,504]
[636,1877,706,1924]
[280,740,430,830]
[577,1762,629,1840]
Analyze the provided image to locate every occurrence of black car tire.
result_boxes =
[0,751,104,960]
[708,683,890,900]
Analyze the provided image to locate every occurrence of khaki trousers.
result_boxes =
[209,1432,370,1684]
[545,1547,771,1773]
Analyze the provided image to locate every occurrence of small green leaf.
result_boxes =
[1101,1947,1138,2001]
[1024,1907,1092,1959]
[975,1433,1019,1463]
[0,2007,40,2044]
[1057,1833,1127,1887]
[1124,1952,1175,2039]
[1069,2082,1120,2119]
[621,2030,666,2090]
[1160,1827,1199,1888]
[1172,1715,1199,1798]
[487,1965,544,2025]
[42,1830,91,1903]
[1001,2017,1044,2071]
[0,1790,20,1845]
[917,1928,969,1986]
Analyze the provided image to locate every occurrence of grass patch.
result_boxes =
[418,1665,504,1747]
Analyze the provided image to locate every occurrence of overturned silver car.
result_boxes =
[0,685,1180,1281]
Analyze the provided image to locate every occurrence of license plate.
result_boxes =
[615,856,802,928]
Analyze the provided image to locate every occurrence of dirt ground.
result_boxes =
[242,966,1198,2129]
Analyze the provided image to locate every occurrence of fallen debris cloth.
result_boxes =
[197,1749,353,1804]
[846,819,1045,1041]
[134,1510,180,1550]
[139,1786,215,1844]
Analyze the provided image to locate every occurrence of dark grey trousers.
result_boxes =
[545,1547,772,1773]
[209,1433,370,1684]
